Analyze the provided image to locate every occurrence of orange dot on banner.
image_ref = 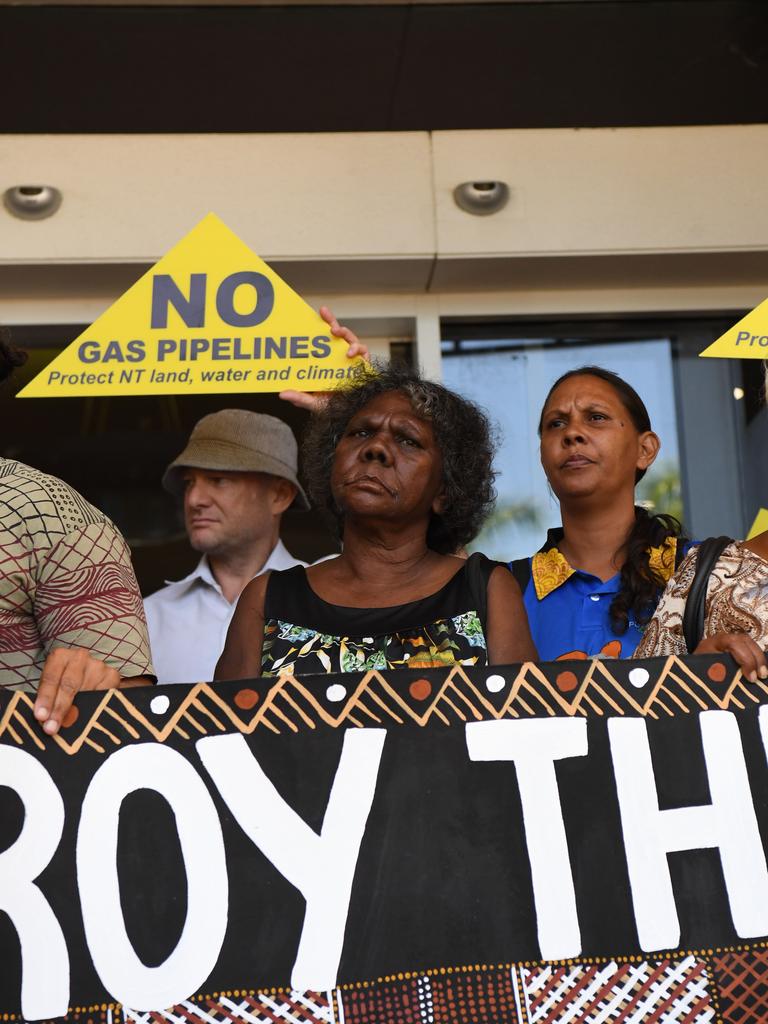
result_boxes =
[234,688,259,710]
[409,679,432,701]
[707,662,727,683]
[556,671,579,693]
[62,706,79,729]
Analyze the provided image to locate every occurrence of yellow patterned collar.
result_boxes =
[531,535,679,601]
[647,535,679,582]
[531,547,575,600]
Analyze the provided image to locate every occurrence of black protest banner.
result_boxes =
[2,655,768,1023]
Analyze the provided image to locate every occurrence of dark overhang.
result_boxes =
[1,1,767,133]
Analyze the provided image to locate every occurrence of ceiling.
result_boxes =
[1,1,766,133]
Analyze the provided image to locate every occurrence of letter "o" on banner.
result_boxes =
[76,744,229,1009]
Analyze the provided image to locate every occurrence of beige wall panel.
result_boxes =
[432,125,768,257]
[2,276,763,327]
[429,250,768,294]
[0,259,436,326]
[2,127,767,331]
[0,133,434,263]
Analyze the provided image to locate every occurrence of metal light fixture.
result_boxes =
[3,185,62,220]
[453,181,509,216]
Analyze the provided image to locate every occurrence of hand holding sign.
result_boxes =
[33,649,149,736]
[280,306,370,411]
[694,632,768,683]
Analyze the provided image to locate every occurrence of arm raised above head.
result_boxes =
[486,565,539,665]
[214,573,270,682]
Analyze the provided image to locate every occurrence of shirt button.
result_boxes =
[590,595,601,602]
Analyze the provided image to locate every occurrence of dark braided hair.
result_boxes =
[302,363,498,555]
[539,365,685,635]
[0,327,27,384]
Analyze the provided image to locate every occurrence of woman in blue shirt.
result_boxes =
[510,366,690,661]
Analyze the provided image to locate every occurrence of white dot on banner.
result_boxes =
[628,667,650,689]
[362,637,374,644]
[486,674,506,694]
[150,695,170,715]
[326,684,347,703]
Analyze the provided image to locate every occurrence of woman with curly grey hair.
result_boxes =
[216,365,536,679]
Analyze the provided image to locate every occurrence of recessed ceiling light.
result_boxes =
[3,185,62,220]
[453,181,509,216]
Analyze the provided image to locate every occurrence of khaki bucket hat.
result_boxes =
[162,409,310,509]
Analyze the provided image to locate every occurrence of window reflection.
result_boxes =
[441,336,683,561]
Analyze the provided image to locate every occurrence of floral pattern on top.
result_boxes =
[261,610,488,677]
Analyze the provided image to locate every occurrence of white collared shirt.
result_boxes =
[144,539,306,685]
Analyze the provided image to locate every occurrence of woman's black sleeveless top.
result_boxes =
[260,552,497,676]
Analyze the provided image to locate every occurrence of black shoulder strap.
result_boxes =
[682,536,732,654]
[262,563,307,621]
[509,557,532,596]
[464,553,503,634]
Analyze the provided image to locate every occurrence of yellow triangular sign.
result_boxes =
[18,213,362,397]
[699,298,768,358]
[747,508,768,541]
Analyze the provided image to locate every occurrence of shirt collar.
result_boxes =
[163,539,299,594]
[647,535,679,583]
[530,529,678,601]
[163,555,221,595]
[260,539,301,573]
[531,544,575,601]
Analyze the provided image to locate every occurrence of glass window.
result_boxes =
[442,333,684,562]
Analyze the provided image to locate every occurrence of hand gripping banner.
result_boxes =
[2,654,768,1023]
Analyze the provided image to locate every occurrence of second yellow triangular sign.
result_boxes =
[699,297,768,358]
[18,213,362,397]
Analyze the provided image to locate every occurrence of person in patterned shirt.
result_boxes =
[635,361,768,682]
[634,533,768,678]
[0,333,154,734]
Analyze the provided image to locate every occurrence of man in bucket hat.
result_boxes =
[144,410,309,684]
